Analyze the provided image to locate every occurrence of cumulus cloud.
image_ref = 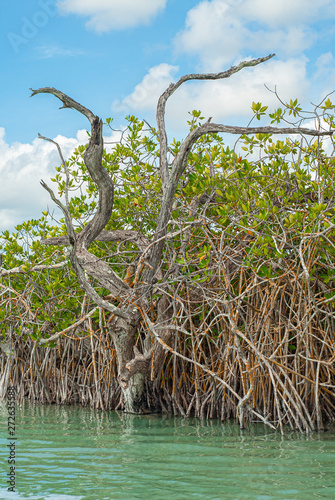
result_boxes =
[0,128,84,231]
[57,0,167,32]
[174,0,335,70]
[113,63,179,113]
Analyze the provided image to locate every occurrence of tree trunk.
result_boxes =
[109,315,153,413]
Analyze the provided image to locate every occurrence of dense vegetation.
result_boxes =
[1,58,335,433]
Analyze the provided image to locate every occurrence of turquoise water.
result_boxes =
[0,402,334,500]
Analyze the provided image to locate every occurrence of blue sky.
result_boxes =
[1,0,335,230]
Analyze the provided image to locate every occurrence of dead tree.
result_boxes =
[31,53,332,414]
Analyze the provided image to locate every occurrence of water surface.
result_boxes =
[0,402,334,499]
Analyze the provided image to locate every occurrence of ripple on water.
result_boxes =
[0,402,334,500]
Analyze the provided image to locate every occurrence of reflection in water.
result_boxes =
[0,402,334,500]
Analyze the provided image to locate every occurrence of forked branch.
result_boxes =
[156,54,276,189]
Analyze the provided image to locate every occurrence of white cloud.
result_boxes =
[239,0,335,27]
[35,45,84,59]
[113,63,179,113]
[174,0,335,70]
[316,52,334,72]
[0,128,84,231]
[58,0,167,32]
[313,52,335,97]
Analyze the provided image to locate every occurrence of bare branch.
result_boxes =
[156,54,275,189]
[78,116,114,246]
[69,254,130,319]
[30,87,96,125]
[0,261,67,277]
[41,229,151,252]
[38,307,99,345]
[38,134,71,211]
[32,87,114,248]
[40,180,75,243]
